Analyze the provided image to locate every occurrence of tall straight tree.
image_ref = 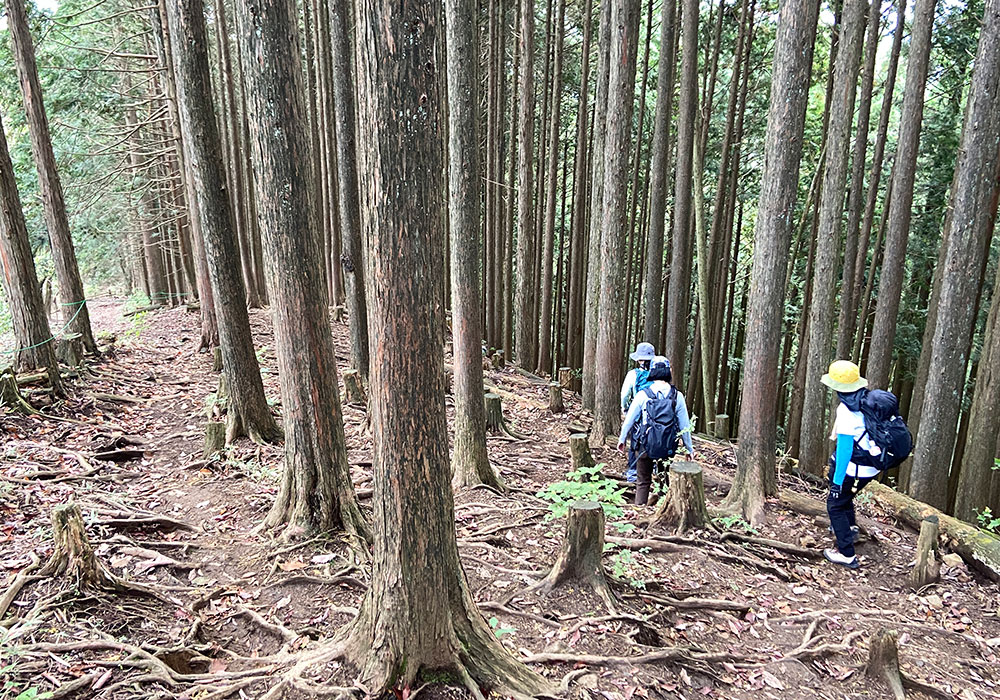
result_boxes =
[515,0,537,369]
[909,0,1000,510]
[594,0,641,440]
[0,114,61,391]
[536,0,565,376]
[5,0,97,354]
[237,0,367,541]
[582,0,612,408]
[165,0,281,445]
[726,0,819,519]
[329,1,371,380]
[798,0,867,474]
[664,0,699,382]
[342,0,549,693]
[865,0,937,388]
[446,0,504,490]
[644,0,678,343]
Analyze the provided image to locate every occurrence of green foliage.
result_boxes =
[608,548,647,589]
[536,463,626,521]
[977,507,1000,534]
[712,513,756,534]
[487,616,516,639]
[15,688,53,700]
[993,458,1000,472]
[122,290,151,315]
[121,310,149,344]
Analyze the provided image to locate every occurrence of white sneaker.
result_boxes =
[823,548,860,569]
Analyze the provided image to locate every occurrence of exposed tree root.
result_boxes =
[0,553,41,619]
[521,647,750,667]
[719,532,824,559]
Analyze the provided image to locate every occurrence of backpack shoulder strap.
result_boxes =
[643,386,656,400]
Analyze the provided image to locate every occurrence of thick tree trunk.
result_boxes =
[536,0,566,376]
[446,0,504,491]
[237,0,367,542]
[582,0,613,408]
[724,0,818,522]
[642,0,677,344]
[909,0,1000,509]
[865,0,937,389]
[515,0,537,370]
[664,0,699,385]
[5,0,96,355]
[166,0,281,446]
[0,114,61,390]
[593,0,641,441]
[329,1,371,380]
[798,0,867,475]
[344,1,549,693]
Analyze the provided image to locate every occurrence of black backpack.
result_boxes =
[856,389,913,471]
[639,386,679,460]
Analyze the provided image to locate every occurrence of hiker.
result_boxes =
[820,359,912,570]
[617,356,695,506]
[620,341,656,482]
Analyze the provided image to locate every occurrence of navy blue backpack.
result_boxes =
[639,386,679,460]
[856,389,913,471]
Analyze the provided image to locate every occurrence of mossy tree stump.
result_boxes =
[204,422,225,459]
[343,369,366,405]
[484,392,523,438]
[654,462,710,533]
[548,382,564,413]
[569,433,596,472]
[1,367,37,414]
[39,504,107,588]
[909,515,941,590]
[537,501,615,612]
[866,629,906,700]
[715,414,730,440]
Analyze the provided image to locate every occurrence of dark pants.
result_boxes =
[826,465,874,558]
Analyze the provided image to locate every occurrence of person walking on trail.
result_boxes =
[620,341,656,483]
[617,356,695,506]
[821,360,882,570]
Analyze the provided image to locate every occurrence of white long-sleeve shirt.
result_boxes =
[620,368,647,414]
[618,380,695,456]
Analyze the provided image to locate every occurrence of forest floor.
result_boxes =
[2,301,999,700]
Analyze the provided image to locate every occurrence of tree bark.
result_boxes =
[643,0,678,345]
[909,515,941,590]
[536,0,566,376]
[582,0,613,408]
[446,0,504,491]
[0,113,61,390]
[593,0,641,441]
[237,0,367,542]
[166,0,281,446]
[537,501,615,611]
[5,0,97,355]
[909,0,1000,510]
[329,1,371,381]
[798,0,867,475]
[664,0,699,385]
[344,1,549,692]
[724,0,818,522]
[865,0,937,388]
[515,0,537,370]
[655,462,710,534]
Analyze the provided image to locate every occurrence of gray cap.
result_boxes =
[629,342,655,361]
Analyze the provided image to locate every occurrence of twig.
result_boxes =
[0,553,42,619]
[479,601,562,628]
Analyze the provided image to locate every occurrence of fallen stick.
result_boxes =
[521,647,748,666]
[0,553,41,619]
[719,532,823,560]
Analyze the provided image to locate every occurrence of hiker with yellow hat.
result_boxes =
[820,360,882,569]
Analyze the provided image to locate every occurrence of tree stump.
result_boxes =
[715,414,730,440]
[492,350,504,369]
[654,462,710,533]
[1,367,37,414]
[558,366,572,389]
[343,369,366,404]
[866,629,906,700]
[204,421,225,459]
[569,433,596,472]
[212,346,223,372]
[909,515,941,590]
[548,382,564,413]
[39,504,105,588]
[55,333,83,367]
[484,392,524,438]
[537,501,615,612]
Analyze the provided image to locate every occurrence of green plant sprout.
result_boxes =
[536,463,627,521]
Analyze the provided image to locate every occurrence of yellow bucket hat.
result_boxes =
[820,360,868,393]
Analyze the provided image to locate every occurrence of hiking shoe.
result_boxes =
[823,548,860,570]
